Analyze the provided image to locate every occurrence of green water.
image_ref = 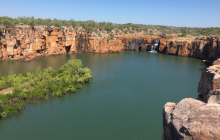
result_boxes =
[0,51,206,140]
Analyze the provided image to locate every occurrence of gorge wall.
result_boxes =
[0,26,219,62]
[0,27,123,61]
[124,35,220,63]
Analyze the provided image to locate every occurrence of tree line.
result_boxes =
[0,16,220,36]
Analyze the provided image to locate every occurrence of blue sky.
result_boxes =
[0,0,219,27]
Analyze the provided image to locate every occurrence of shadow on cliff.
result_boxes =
[65,46,71,53]
[198,62,211,71]
[76,34,89,52]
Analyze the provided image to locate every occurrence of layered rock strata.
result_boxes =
[119,35,220,63]
[0,27,123,61]
[116,35,160,51]
[163,58,220,140]
[0,26,219,62]
[160,36,220,61]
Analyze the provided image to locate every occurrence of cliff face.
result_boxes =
[163,58,220,140]
[0,26,220,62]
[119,34,220,63]
[0,27,124,61]
[198,59,220,102]
[159,36,220,61]
[115,35,160,51]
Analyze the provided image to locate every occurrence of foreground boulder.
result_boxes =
[163,98,220,140]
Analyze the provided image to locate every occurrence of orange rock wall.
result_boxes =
[0,27,219,62]
[159,36,220,61]
[0,27,124,61]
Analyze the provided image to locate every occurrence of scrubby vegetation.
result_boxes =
[107,33,114,43]
[0,59,93,118]
[0,16,220,36]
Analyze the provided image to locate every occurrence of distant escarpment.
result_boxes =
[163,58,220,140]
[0,26,219,62]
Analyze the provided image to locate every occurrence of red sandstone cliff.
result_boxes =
[0,26,219,62]
[0,27,124,61]
[159,36,220,62]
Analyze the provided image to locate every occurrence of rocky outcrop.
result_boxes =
[198,62,220,102]
[159,38,167,53]
[163,58,220,140]
[163,98,220,140]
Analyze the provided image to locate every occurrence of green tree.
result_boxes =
[35,18,44,26]
[29,16,35,28]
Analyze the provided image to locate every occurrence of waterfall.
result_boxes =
[149,40,159,53]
